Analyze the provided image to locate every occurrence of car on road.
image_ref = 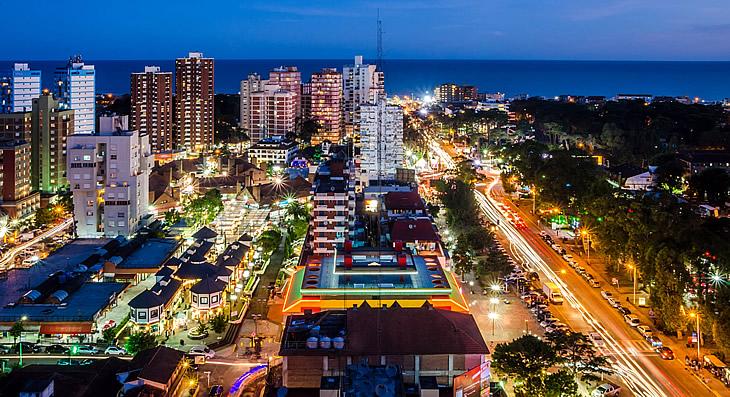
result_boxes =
[637,325,652,338]
[209,385,224,397]
[657,346,674,360]
[617,307,632,316]
[0,345,9,354]
[14,342,42,353]
[537,311,553,321]
[545,323,568,334]
[575,266,586,274]
[45,344,70,354]
[563,254,574,262]
[589,279,601,288]
[606,297,617,307]
[600,291,613,300]
[589,332,605,347]
[592,383,621,396]
[104,346,127,355]
[624,314,640,326]
[57,358,80,366]
[540,317,559,328]
[188,346,215,359]
[583,272,594,281]
[648,336,663,347]
[76,345,99,355]
[609,298,622,308]
[531,304,549,314]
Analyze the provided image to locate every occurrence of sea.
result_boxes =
[2,59,730,102]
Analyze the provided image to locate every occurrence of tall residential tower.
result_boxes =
[310,68,343,145]
[343,56,383,137]
[357,95,403,184]
[55,56,95,134]
[131,66,173,151]
[175,52,214,152]
[1,64,42,113]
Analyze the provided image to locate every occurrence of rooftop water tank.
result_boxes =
[319,336,331,349]
[306,337,318,349]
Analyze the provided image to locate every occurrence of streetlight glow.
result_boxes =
[490,298,499,305]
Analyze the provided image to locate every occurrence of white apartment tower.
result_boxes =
[55,56,96,134]
[1,64,42,113]
[343,56,384,137]
[67,117,152,237]
[239,73,266,130]
[357,95,403,184]
[249,83,296,143]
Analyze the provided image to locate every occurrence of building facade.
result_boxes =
[357,96,403,184]
[269,66,302,117]
[343,56,383,137]
[0,139,40,218]
[247,138,299,168]
[433,83,478,103]
[31,94,74,193]
[249,83,296,143]
[131,66,174,151]
[1,63,42,113]
[310,159,356,255]
[54,56,95,134]
[0,112,32,141]
[67,125,152,237]
[175,52,214,152]
[239,73,266,131]
[311,68,343,145]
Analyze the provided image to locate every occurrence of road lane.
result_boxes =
[0,218,72,269]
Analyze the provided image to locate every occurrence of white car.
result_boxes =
[589,332,605,347]
[592,383,621,396]
[624,314,640,327]
[540,317,559,328]
[77,345,99,355]
[601,291,613,300]
[104,346,127,355]
[563,254,574,262]
[608,298,621,308]
[188,346,215,359]
[637,325,653,338]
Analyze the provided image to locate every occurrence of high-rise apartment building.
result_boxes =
[67,120,152,237]
[131,66,173,151]
[300,83,312,120]
[310,159,356,255]
[269,66,301,117]
[357,95,404,184]
[249,83,296,143]
[433,83,478,103]
[0,112,32,141]
[343,56,384,137]
[31,94,74,193]
[239,73,265,131]
[175,52,214,152]
[0,139,40,218]
[310,68,343,145]
[1,64,42,113]
[55,56,95,134]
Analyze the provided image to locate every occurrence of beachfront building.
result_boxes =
[1,63,41,113]
[433,83,478,103]
[239,73,266,131]
[67,122,152,237]
[343,56,383,137]
[175,52,214,152]
[55,56,96,134]
[269,66,302,117]
[249,83,296,143]
[131,66,174,151]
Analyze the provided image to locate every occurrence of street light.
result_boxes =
[690,312,701,360]
[19,316,26,367]
[627,264,637,304]
[490,298,499,305]
[488,312,498,336]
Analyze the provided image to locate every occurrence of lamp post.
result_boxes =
[690,313,701,360]
[488,312,498,336]
[581,230,591,264]
[628,264,637,305]
[19,316,26,367]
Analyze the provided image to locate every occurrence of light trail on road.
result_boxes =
[0,218,72,269]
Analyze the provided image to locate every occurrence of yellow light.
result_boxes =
[689,313,696,318]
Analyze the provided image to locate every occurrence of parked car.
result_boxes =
[601,291,613,300]
[104,346,127,355]
[589,332,605,347]
[76,345,99,355]
[188,346,215,359]
[575,266,586,274]
[637,325,653,338]
[209,385,224,397]
[617,307,632,316]
[589,279,601,288]
[540,317,559,328]
[0,345,10,354]
[14,342,41,353]
[592,383,621,396]
[57,358,80,366]
[657,346,674,360]
[563,254,574,262]
[624,314,641,327]
[609,298,621,308]
[45,344,70,354]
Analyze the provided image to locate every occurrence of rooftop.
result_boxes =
[129,276,181,310]
[390,219,439,242]
[118,238,180,269]
[130,346,185,385]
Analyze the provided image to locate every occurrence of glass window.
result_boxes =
[192,295,198,303]
[138,311,146,319]
[150,309,158,318]
[83,155,91,161]
[200,296,208,304]
[211,295,218,303]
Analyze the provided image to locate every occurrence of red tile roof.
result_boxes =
[384,191,425,211]
[390,219,439,242]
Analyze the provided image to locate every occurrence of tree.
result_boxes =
[650,153,686,193]
[34,207,61,229]
[548,331,609,382]
[195,319,208,336]
[492,335,557,380]
[183,189,224,226]
[296,117,321,145]
[514,371,579,397]
[258,228,283,254]
[102,327,117,344]
[690,168,730,204]
[125,331,157,355]
[208,313,228,333]
[9,321,24,345]
[164,209,182,226]
[426,203,440,218]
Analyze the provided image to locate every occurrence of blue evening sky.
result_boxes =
[4,0,730,60]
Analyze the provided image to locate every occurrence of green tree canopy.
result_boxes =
[492,335,557,380]
[124,331,157,355]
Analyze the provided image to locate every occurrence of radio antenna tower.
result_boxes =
[377,10,384,72]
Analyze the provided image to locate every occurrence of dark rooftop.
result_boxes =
[129,276,181,310]
[390,219,439,242]
[192,226,218,240]
[190,276,227,294]
[130,346,185,385]
[385,191,425,211]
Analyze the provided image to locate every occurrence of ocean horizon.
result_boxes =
[2,59,730,101]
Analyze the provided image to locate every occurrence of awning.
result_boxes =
[39,323,93,335]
